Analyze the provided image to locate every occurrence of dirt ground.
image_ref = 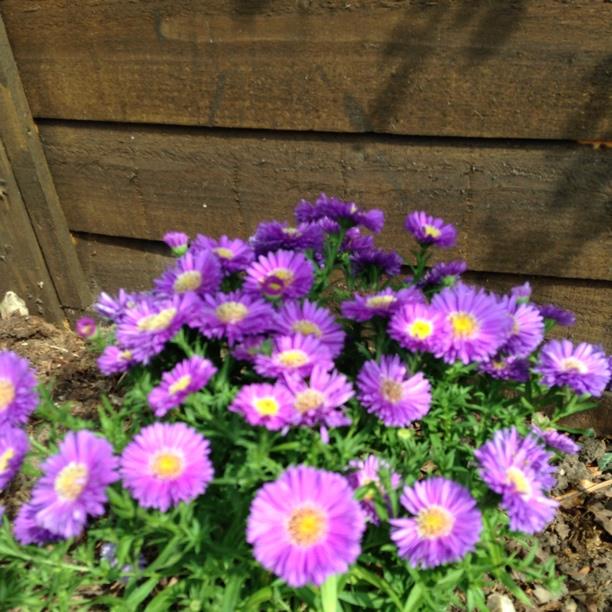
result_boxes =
[1,315,610,611]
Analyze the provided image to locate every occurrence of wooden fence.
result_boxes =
[0,1,610,359]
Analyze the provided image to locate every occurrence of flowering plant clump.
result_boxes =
[0,194,610,610]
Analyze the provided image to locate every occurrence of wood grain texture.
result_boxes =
[0,16,91,311]
[40,122,612,281]
[2,0,611,139]
[0,139,64,322]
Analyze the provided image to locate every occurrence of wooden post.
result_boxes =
[0,15,91,319]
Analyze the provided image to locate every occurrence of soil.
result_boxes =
[1,315,610,611]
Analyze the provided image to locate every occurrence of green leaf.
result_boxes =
[496,571,531,606]
[403,582,424,612]
[320,574,340,612]
[125,577,159,608]
[221,575,244,612]
[350,566,403,611]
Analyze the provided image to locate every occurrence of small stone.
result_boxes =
[562,599,578,612]
[0,291,29,319]
[532,586,559,604]
[487,593,516,612]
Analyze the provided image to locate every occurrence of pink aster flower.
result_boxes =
[97,345,137,376]
[0,427,29,491]
[120,422,214,512]
[275,300,346,358]
[284,365,354,429]
[499,296,544,357]
[0,350,38,427]
[148,356,217,417]
[193,235,255,274]
[197,291,276,344]
[14,502,61,546]
[341,287,424,322]
[404,211,457,249]
[390,477,483,568]
[229,382,295,431]
[154,248,221,297]
[475,427,558,534]
[244,249,314,299]
[163,231,189,256]
[536,340,610,397]
[388,302,448,353]
[357,356,431,427]
[247,465,366,587]
[75,316,97,339]
[531,425,580,455]
[30,431,119,539]
[347,455,401,524]
[255,334,334,380]
[431,283,511,364]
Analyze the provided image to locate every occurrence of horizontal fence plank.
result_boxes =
[74,232,611,354]
[41,123,611,281]
[2,0,611,140]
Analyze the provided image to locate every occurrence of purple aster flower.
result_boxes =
[255,334,333,379]
[247,465,366,587]
[479,355,530,383]
[193,235,254,274]
[244,249,314,300]
[116,293,200,364]
[14,502,61,546]
[251,221,325,256]
[357,356,431,427]
[120,422,213,512]
[404,211,457,249]
[30,431,118,539]
[431,283,511,364]
[506,301,544,357]
[97,345,137,376]
[284,365,354,428]
[510,282,532,302]
[75,316,97,339]
[231,335,271,363]
[163,231,189,256]
[538,304,576,327]
[531,425,580,455]
[341,227,375,254]
[341,287,424,322]
[475,427,558,534]
[388,302,448,353]
[154,249,221,298]
[390,477,482,568]
[148,356,217,418]
[0,351,38,428]
[347,455,401,524]
[536,340,610,397]
[0,427,29,491]
[421,260,467,288]
[275,300,345,358]
[197,291,276,344]
[351,247,404,277]
[94,289,139,322]
[229,382,295,430]
[296,194,384,233]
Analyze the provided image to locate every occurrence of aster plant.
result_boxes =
[0,196,609,611]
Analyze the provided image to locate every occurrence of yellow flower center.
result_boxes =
[408,319,433,340]
[560,357,589,374]
[120,350,133,361]
[449,312,479,339]
[173,270,202,293]
[55,462,89,501]
[511,315,520,335]
[506,466,532,496]
[253,397,280,416]
[151,450,185,480]
[366,295,396,309]
[278,350,309,368]
[282,227,299,236]
[294,389,325,413]
[216,301,249,324]
[0,379,16,412]
[292,320,322,337]
[381,378,404,403]
[0,447,15,473]
[287,506,328,547]
[137,308,177,332]
[423,224,441,238]
[417,505,454,538]
[214,247,234,260]
[168,374,192,395]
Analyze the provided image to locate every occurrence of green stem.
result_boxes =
[320,574,339,612]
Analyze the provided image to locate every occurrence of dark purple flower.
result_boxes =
[351,248,403,277]
[404,211,457,248]
[296,194,384,233]
[531,425,580,455]
[341,227,375,254]
[251,221,325,256]
[97,345,137,376]
[14,502,61,546]
[480,355,530,383]
[154,249,221,298]
[341,287,424,323]
[499,296,544,357]
[0,427,29,491]
[193,235,255,274]
[421,260,467,287]
[163,231,189,256]
[538,304,576,327]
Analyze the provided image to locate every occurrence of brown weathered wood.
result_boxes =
[0,16,91,311]
[0,139,64,322]
[74,232,611,353]
[2,1,611,140]
[40,123,612,281]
